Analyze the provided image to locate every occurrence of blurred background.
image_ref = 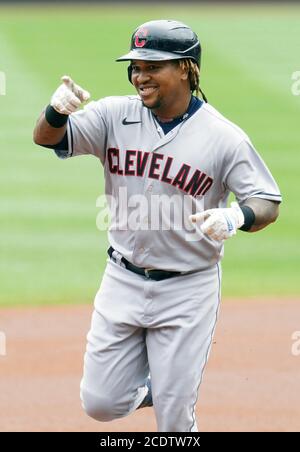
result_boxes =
[0,1,299,306]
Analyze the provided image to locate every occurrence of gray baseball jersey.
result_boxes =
[55,95,281,272]
[50,94,281,431]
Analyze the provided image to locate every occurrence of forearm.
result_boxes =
[33,108,68,146]
[241,198,280,232]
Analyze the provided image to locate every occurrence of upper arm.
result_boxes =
[223,140,282,204]
[67,101,107,164]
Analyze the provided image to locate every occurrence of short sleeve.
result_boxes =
[59,100,108,165]
[223,139,282,203]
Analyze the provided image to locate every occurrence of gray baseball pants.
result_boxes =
[80,258,221,432]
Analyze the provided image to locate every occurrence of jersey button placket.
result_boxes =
[131,156,155,263]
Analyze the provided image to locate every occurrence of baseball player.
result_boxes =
[33,20,281,432]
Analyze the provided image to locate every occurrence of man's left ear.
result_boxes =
[181,67,189,81]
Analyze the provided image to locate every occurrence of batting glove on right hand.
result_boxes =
[50,75,90,115]
[189,202,245,241]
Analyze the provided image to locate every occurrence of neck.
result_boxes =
[155,115,176,123]
[154,93,192,123]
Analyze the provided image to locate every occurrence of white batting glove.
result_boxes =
[189,202,245,241]
[50,75,90,115]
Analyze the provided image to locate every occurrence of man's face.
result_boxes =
[131,59,188,116]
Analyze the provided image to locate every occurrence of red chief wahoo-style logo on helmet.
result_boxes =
[134,28,148,48]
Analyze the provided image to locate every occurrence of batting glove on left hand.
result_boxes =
[189,202,245,241]
[50,75,90,115]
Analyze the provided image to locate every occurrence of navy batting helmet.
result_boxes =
[116,20,201,67]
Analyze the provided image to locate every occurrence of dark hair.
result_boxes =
[176,59,207,102]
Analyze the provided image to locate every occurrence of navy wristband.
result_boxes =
[45,104,69,128]
[240,205,256,231]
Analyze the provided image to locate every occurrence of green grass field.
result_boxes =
[0,3,299,305]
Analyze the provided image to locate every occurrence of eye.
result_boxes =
[131,65,140,72]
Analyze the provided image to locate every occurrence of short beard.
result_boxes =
[142,98,162,111]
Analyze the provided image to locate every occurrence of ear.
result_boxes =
[178,63,189,81]
[181,71,189,81]
[127,65,133,84]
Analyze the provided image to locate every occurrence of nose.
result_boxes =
[134,69,151,85]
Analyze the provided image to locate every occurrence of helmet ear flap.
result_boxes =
[127,65,133,84]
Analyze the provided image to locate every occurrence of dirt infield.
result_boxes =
[0,298,299,432]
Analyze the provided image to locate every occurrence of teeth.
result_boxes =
[141,87,156,95]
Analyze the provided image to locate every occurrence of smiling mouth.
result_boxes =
[139,86,158,97]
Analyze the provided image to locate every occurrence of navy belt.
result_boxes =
[108,247,182,281]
